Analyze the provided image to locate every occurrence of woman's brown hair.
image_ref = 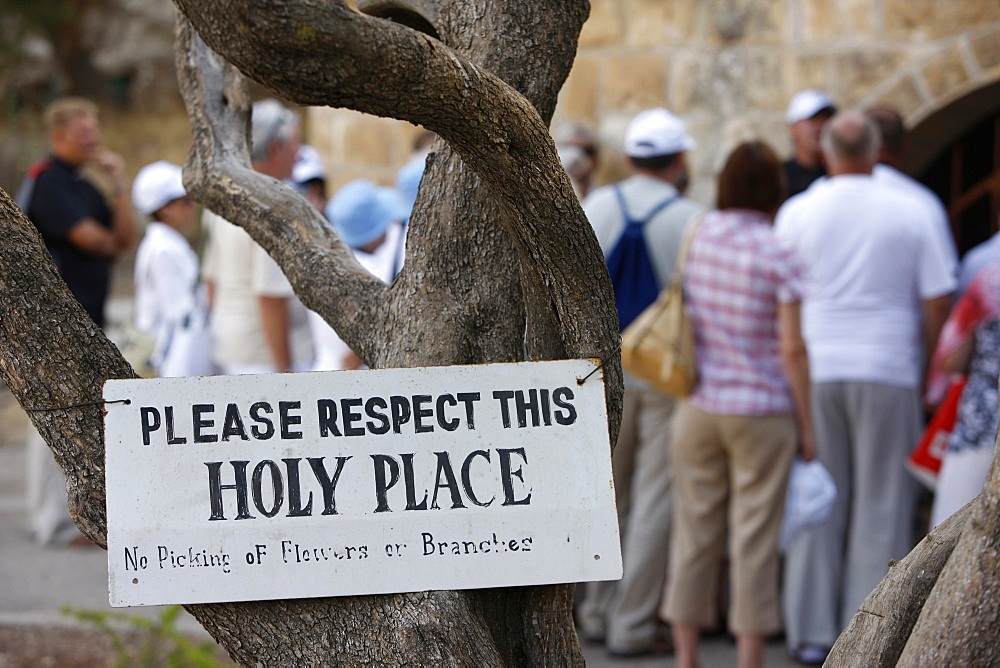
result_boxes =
[716,140,787,215]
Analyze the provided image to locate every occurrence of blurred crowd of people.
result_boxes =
[13,90,998,667]
[14,97,421,547]
[563,92,995,668]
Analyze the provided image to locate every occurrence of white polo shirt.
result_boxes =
[872,163,958,276]
[775,174,956,389]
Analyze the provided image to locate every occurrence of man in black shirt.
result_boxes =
[782,89,837,200]
[18,97,136,327]
[16,97,136,546]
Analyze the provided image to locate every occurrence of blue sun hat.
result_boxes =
[326,179,404,249]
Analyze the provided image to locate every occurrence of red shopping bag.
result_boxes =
[907,378,966,489]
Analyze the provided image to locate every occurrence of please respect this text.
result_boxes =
[133,387,578,521]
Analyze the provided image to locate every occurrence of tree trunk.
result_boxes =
[894,445,1000,665]
[830,441,1000,665]
[825,502,970,666]
[0,191,133,547]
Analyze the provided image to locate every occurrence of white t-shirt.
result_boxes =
[135,222,200,337]
[201,210,314,373]
[309,222,405,371]
[775,174,956,389]
[872,163,958,276]
[134,222,213,376]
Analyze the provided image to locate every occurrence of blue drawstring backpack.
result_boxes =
[605,186,678,331]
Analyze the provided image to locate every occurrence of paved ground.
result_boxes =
[0,385,804,666]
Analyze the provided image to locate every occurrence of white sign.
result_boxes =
[104,359,621,607]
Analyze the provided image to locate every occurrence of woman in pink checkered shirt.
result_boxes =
[661,141,816,668]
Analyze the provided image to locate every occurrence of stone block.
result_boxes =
[305,108,337,163]
[787,54,830,102]
[669,53,710,115]
[803,0,879,42]
[875,75,926,116]
[970,26,1000,72]
[831,50,906,108]
[885,0,1000,41]
[921,45,972,101]
[743,51,787,110]
[340,114,398,167]
[672,49,782,118]
[704,0,788,46]
[557,55,602,123]
[686,52,748,116]
[622,0,700,49]
[579,0,623,49]
[604,56,668,112]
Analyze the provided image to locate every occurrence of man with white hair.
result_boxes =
[775,111,955,665]
[201,98,314,374]
[576,108,702,658]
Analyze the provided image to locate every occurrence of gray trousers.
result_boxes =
[577,388,674,652]
[783,381,921,647]
[26,423,80,546]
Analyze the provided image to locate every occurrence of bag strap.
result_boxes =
[613,185,680,228]
[625,214,703,345]
[667,214,703,289]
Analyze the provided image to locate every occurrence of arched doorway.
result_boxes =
[911,81,1000,257]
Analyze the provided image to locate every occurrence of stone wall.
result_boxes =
[5,2,999,205]
[309,0,1000,206]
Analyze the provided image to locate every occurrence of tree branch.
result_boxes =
[826,500,972,666]
[896,450,1000,665]
[0,189,136,546]
[174,19,393,364]
[172,0,618,373]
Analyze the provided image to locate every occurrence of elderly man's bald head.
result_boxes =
[820,111,882,175]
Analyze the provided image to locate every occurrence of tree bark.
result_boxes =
[825,501,971,666]
[0,191,134,548]
[894,448,1000,665]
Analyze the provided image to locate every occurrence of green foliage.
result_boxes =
[62,604,225,668]
[1,0,78,33]
[0,0,110,85]
[0,1,59,93]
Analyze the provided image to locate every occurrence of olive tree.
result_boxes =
[0,0,623,663]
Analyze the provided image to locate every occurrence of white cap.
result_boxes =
[293,145,327,185]
[785,89,837,124]
[624,108,695,158]
[131,161,186,216]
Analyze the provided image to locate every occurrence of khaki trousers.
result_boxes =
[663,402,796,635]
